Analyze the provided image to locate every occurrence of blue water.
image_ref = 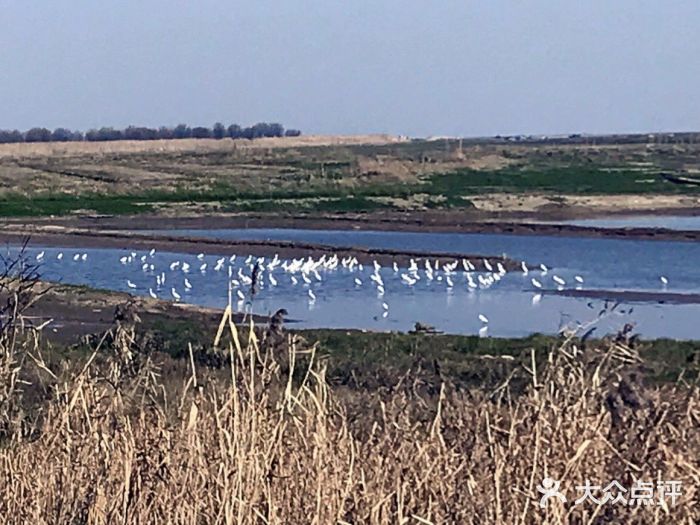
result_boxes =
[8,228,700,339]
[535,215,700,230]
[151,228,700,293]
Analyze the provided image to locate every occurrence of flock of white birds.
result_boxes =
[34,247,671,336]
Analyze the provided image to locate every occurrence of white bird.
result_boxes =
[521,261,528,275]
[354,277,362,286]
[660,276,669,285]
[392,262,399,272]
[126,280,136,289]
[149,248,156,257]
[237,290,245,301]
[184,278,192,290]
[57,252,63,260]
[479,325,489,338]
[120,256,129,264]
[181,262,190,273]
[171,288,181,301]
[200,263,207,272]
[307,289,316,302]
[148,288,157,299]
[73,253,80,261]
[483,259,493,272]
[478,314,489,324]
[540,263,548,274]
[552,275,566,286]
[531,278,543,289]
[532,293,542,305]
[269,273,278,286]
[290,276,298,285]
[36,251,45,261]
[401,273,417,286]
[382,302,389,310]
[302,273,311,284]
[574,275,584,284]
[446,275,454,288]
[196,253,204,260]
[81,253,87,261]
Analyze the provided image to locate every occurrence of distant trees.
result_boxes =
[172,124,192,139]
[0,130,24,143]
[0,122,301,144]
[191,126,212,139]
[122,126,159,141]
[51,128,83,142]
[85,127,123,141]
[212,122,226,139]
[24,127,52,143]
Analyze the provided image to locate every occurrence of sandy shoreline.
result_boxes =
[542,288,700,304]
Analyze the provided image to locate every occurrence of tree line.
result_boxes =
[0,122,302,144]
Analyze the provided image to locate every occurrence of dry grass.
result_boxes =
[0,277,698,523]
[0,135,403,160]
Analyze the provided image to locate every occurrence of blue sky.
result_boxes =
[1,1,699,136]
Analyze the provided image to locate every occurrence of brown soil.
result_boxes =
[12,283,261,344]
[4,207,700,243]
[542,288,700,304]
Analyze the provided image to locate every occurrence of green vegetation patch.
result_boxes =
[0,193,151,217]
[424,166,699,195]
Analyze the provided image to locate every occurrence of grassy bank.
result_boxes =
[2,138,700,217]
[128,315,700,388]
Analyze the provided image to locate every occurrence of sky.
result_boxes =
[1,1,699,137]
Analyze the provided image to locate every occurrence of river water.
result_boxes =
[534,215,700,230]
[9,227,700,339]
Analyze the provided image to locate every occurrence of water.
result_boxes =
[8,228,700,339]
[533,215,700,230]
[151,228,700,293]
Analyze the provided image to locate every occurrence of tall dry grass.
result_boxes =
[0,292,697,523]
[0,135,402,160]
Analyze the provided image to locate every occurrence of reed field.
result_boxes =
[0,260,698,524]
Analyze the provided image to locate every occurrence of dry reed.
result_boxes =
[0,289,697,523]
